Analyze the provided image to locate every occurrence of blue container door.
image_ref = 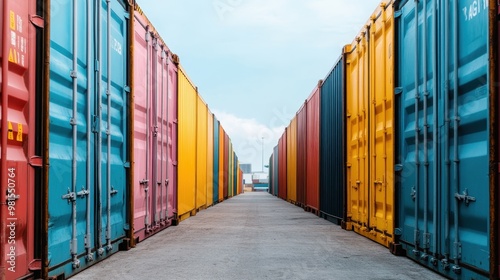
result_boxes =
[213,118,220,203]
[395,0,489,278]
[47,0,129,278]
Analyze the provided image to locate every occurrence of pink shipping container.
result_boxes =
[1,0,39,278]
[132,6,178,243]
[306,85,320,214]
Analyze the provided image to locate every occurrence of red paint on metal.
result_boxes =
[278,131,287,200]
[1,0,37,278]
[296,103,307,208]
[306,86,320,212]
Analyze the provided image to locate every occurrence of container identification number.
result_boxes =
[463,0,487,21]
[113,38,122,55]
[6,167,17,273]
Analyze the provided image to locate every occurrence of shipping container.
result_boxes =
[286,117,297,203]
[344,2,394,247]
[393,0,493,278]
[132,5,177,243]
[1,0,39,278]
[206,112,214,207]
[196,96,208,211]
[213,118,220,204]
[233,154,238,197]
[44,0,132,278]
[223,133,229,199]
[320,55,346,225]
[268,154,274,195]
[273,145,279,196]
[177,67,197,221]
[218,126,224,202]
[239,169,243,195]
[228,143,233,198]
[278,132,287,200]
[306,84,320,214]
[296,103,307,208]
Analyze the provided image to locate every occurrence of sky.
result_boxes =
[138,0,383,173]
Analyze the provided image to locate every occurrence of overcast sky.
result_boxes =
[138,0,383,173]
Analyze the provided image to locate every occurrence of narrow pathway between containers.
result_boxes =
[71,192,444,280]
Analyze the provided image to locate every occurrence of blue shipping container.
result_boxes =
[319,54,345,225]
[47,0,130,278]
[213,118,220,203]
[394,0,490,279]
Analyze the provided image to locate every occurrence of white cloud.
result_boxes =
[213,109,287,172]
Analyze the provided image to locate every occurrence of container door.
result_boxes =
[368,3,394,246]
[167,58,177,220]
[132,11,151,240]
[395,0,490,278]
[47,0,129,277]
[1,0,38,278]
[213,119,219,204]
[345,35,370,233]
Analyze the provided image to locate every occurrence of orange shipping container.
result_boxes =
[286,117,298,203]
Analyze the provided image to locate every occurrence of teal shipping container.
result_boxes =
[44,0,131,278]
[394,0,496,279]
[213,118,220,204]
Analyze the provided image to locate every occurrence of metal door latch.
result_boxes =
[62,189,76,202]
[77,187,89,197]
[110,187,118,195]
[455,189,476,206]
[410,187,416,200]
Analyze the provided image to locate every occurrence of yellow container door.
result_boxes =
[196,96,208,210]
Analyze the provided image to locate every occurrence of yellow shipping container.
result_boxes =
[177,67,197,221]
[206,112,214,207]
[218,126,224,202]
[196,96,208,211]
[286,117,297,203]
[345,2,394,247]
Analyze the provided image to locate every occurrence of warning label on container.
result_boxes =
[16,124,22,142]
[8,122,13,140]
[8,10,26,67]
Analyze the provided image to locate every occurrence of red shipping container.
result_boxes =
[132,7,178,243]
[1,0,39,278]
[278,131,287,200]
[306,85,320,213]
[296,103,307,208]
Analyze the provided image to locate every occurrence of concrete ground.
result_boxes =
[71,192,445,280]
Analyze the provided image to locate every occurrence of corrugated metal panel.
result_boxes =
[395,0,491,278]
[177,67,197,220]
[296,103,307,208]
[196,96,208,210]
[278,132,287,200]
[167,45,178,224]
[286,117,297,203]
[1,0,37,278]
[273,145,279,196]
[306,85,320,213]
[218,126,224,202]
[213,118,220,204]
[206,112,214,207]
[268,154,273,194]
[132,8,176,243]
[47,0,131,277]
[345,2,394,247]
[233,154,238,196]
[223,132,229,199]
[228,143,233,198]
[320,55,346,225]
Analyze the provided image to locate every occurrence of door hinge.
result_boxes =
[30,15,44,28]
[394,164,403,172]
[29,156,43,167]
[124,161,131,168]
[394,87,403,95]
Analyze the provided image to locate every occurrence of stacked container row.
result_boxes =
[0,1,243,279]
[268,0,500,278]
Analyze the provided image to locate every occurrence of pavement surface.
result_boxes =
[71,192,445,280]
